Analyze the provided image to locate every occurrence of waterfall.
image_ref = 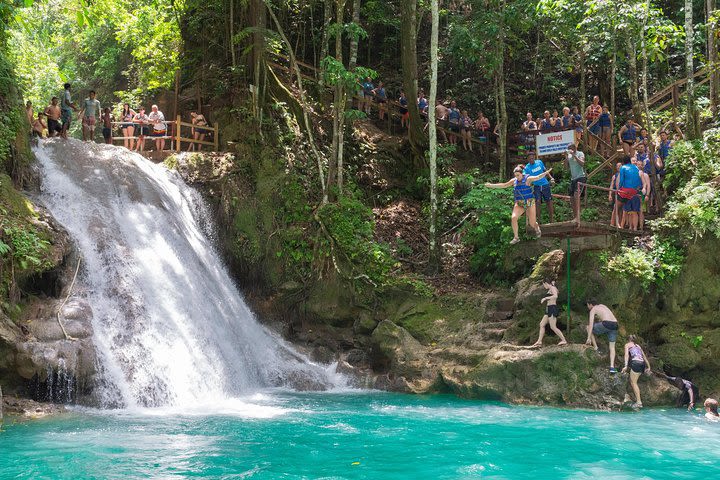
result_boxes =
[34,139,339,408]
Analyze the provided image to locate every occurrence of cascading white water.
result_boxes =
[34,139,340,408]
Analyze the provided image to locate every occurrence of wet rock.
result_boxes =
[2,395,64,419]
[370,320,427,377]
[353,312,378,335]
[345,348,369,367]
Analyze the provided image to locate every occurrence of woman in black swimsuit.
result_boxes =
[531,278,568,347]
[120,103,136,150]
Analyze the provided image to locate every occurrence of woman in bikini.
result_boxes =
[120,103,136,150]
[531,278,568,347]
[621,335,651,408]
[189,111,209,151]
[485,165,552,245]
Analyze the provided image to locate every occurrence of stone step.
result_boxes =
[481,328,506,341]
[488,310,514,322]
[477,320,513,330]
[494,298,516,311]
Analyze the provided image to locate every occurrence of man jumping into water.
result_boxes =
[585,299,620,373]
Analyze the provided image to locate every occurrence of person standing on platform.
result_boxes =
[524,153,554,224]
[565,144,587,222]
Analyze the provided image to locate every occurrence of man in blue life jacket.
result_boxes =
[523,153,554,223]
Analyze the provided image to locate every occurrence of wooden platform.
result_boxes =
[539,221,640,238]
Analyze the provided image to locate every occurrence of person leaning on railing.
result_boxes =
[148,104,167,152]
[188,112,209,152]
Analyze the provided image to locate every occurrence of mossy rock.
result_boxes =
[657,340,702,370]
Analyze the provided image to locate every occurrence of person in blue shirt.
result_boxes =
[485,165,553,244]
[361,77,375,114]
[417,92,429,120]
[523,153,554,223]
[372,81,387,121]
[447,100,461,146]
[617,156,643,230]
[398,91,409,128]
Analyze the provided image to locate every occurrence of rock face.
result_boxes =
[0,200,97,404]
[166,150,719,409]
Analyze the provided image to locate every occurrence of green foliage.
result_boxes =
[602,236,684,290]
[9,0,183,109]
[652,130,720,240]
[318,195,395,288]
[680,332,704,350]
[462,182,515,282]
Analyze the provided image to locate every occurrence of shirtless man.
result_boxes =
[31,112,47,137]
[434,100,449,142]
[585,299,620,373]
[531,278,567,347]
[44,97,62,137]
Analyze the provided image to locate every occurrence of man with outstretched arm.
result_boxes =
[585,299,620,373]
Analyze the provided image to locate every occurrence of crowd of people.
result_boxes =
[26,83,212,152]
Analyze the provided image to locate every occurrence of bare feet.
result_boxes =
[530,342,542,348]
[557,340,567,346]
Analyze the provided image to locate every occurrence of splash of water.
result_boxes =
[34,139,339,408]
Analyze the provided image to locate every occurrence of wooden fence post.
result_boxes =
[213,122,219,151]
[176,115,182,152]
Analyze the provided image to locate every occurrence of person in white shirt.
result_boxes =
[148,104,167,151]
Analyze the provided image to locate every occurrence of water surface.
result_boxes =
[2,392,718,479]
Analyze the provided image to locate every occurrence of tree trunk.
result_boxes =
[348,0,361,71]
[265,1,327,203]
[329,0,347,199]
[626,34,641,120]
[641,2,651,128]
[428,0,440,273]
[319,0,333,85]
[400,0,427,161]
[610,50,616,118]
[707,0,719,115]
[580,48,586,114]
[497,0,507,181]
[686,0,698,138]
[230,0,236,68]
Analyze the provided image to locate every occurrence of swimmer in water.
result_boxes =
[704,398,719,421]
[530,278,567,347]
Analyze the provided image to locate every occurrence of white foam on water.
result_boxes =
[34,139,343,409]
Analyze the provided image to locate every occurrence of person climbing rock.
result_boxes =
[530,278,567,347]
[585,299,619,373]
[621,335,650,408]
[484,165,551,245]
[704,399,719,420]
[657,373,699,410]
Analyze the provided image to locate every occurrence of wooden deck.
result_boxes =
[539,221,640,238]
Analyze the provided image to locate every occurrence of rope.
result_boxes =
[56,257,81,341]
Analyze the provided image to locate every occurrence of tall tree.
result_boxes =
[496,0,508,180]
[428,0,440,272]
[685,0,698,138]
[318,0,333,85]
[348,0,361,70]
[707,0,719,114]
[400,0,427,161]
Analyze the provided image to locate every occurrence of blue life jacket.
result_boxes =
[514,174,534,201]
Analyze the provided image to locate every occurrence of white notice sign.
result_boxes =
[535,130,575,157]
